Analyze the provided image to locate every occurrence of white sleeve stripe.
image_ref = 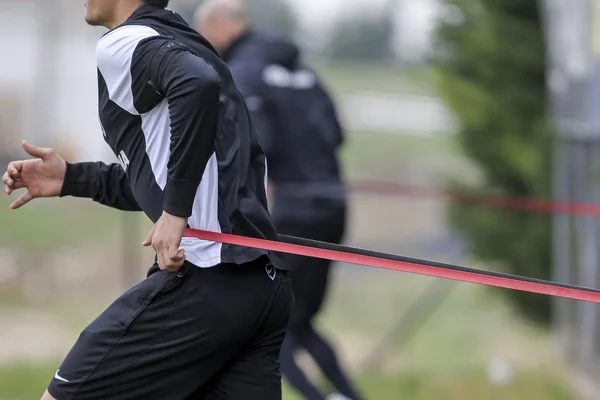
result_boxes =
[96,25,160,115]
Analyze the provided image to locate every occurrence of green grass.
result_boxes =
[0,362,55,400]
[0,197,120,251]
[286,373,576,400]
[340,130,467,180]
[319,269,554,367]
[312,62,432,97]
[0,362,577,400]
[0,197,155,255]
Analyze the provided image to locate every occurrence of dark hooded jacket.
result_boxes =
[222,29,347,223]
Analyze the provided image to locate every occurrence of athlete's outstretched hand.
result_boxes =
[142,211,187,272]
[2,141,67,209]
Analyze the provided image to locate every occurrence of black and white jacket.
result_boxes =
[60,5,284,270]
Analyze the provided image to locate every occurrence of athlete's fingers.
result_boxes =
[166,245,184,261]
[4,179,24,196]
[6,161,23,183]
[10,191,33,209]
[22,141,53,160]
[173,258,185,271]
[8,160,23,174]
[3,172,13,193]
[159,251,183,272]
[142,225,156,247]
[163,255,179,271]
[3,178,12,192]
[12,180,25,190]
[2,171,12,187]
[171,258,185,271]
[164,261,183,272]
[162,246,185,271]
[158,252,168,271]
[169,249,186,269]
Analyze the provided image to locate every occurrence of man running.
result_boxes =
[3,1,292,399]
[196,2,365,400]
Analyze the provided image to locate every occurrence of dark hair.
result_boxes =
[142,0,169,8]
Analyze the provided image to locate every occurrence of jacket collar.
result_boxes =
[221,29,253,62]
[102,4,164,37]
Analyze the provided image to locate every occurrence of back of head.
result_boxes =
[141,0,169,7]
[194,0,250,52]
[196,0,247,20]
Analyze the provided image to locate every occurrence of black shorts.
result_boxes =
[275,208,346,329]
[47,256,293,400]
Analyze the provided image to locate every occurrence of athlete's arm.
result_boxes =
[135,38,221,219]
[60,162,142,211]
[2,141,140,211]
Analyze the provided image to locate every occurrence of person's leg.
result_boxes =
[47,266,187,399]
[285,254,364,400]
[293,321,364,400]
[279,333,327,400]
[191,265,294,400]
[273,242,330,399]
[46,259,281,400]
[278,211,364,400]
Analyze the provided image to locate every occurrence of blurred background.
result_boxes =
[1,0,600,398]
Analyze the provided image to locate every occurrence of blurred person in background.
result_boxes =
[3,0,293,399]
[196,1,365,400]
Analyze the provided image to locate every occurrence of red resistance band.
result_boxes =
[350,180,600,217]
[184,228,600,304]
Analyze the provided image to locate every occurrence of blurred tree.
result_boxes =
[327,7,395,61]
[434,0,553,323]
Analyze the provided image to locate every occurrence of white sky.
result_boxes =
[289,0,389,20]
[286,0,443,61]
[287,0,391,29]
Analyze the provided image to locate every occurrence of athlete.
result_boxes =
[3,1,292,399]
[196,1,365,399]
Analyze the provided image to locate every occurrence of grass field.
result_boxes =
[0,270,580,399]
[312,62,433,97]
[0,363,576,400]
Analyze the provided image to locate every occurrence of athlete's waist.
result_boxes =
[170,239,287,271]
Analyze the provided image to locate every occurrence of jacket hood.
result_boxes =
[224,29,300,69]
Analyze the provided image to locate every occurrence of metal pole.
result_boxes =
[541,0,574,358]
[588,140,600,376]
[573,140,598,368]
[541,0,595,369]
[552,138,573,358]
